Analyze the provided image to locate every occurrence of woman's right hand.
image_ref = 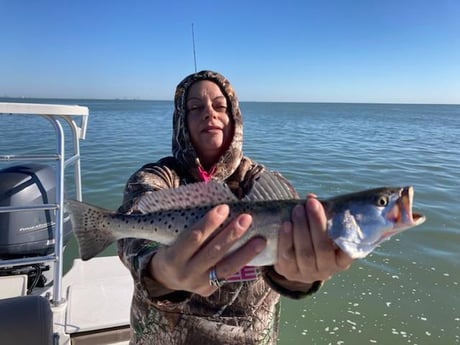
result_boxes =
[148,204,267,296]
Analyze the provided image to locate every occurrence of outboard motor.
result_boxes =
[0,164,72,292]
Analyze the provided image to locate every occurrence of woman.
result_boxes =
[118,70,352,344]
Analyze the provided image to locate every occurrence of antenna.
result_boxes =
[192,23,197,72]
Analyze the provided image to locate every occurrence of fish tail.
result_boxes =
[65,199,116,261]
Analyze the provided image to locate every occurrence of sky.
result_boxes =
[0,0,459,104]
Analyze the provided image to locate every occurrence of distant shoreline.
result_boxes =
[1,97,459,106]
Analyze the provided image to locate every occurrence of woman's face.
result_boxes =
[186,80,234,167]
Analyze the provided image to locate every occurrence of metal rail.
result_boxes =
[0,102,88,306]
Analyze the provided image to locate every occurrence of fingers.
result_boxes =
[150,204,265,296]
[275,220,297,279]
[191,213,258,271]
[192,212,267,280]
[306,198,353,270]
[292,204,315,270]
[214,236,266,279]
[278,221,295,262]
[192,211,265,295]
[305,198,336,272]
[335,247,354,269]
[171,204,230,261]
[275,196,354,284]
[150,204,232,293]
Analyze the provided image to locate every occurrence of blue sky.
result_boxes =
[1,0,459,103]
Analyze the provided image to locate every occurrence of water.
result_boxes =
[1,99,459,344]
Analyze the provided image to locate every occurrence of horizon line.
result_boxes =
[0,96,459,107]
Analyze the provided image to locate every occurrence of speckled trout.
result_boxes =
[66,173,425,263]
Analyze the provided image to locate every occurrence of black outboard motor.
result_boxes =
[0,164,72,292]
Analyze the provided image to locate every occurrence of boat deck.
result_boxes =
[50,256,132,344]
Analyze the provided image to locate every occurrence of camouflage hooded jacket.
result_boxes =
[117,71,321,345]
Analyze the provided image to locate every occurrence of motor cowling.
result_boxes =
[0,163,72,258]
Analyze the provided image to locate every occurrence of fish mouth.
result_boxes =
[387,186,425,226]
[383,186,426,240]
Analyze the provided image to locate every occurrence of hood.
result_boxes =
[172,70,243,181]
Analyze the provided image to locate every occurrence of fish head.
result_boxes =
[326,186,426,259]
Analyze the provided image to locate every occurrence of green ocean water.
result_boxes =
[1,99,459,344]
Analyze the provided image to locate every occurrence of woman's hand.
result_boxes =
[275,195,353,284]
[148,204,266,297]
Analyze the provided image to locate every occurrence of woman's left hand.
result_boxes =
[275,195,353,284]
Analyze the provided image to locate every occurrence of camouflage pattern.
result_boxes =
[117,71,320,344]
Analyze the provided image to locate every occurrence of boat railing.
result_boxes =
[0,102,89,306]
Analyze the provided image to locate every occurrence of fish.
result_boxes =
[65,172,425,264]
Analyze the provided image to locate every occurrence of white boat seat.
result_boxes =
[0,295,53,345]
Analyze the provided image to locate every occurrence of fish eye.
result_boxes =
[376,196,389,207]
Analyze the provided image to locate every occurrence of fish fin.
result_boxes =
[137,181,238,213]
[243,171,297,202]
[65,199,116,261]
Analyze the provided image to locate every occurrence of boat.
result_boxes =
[0,102,132,345]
